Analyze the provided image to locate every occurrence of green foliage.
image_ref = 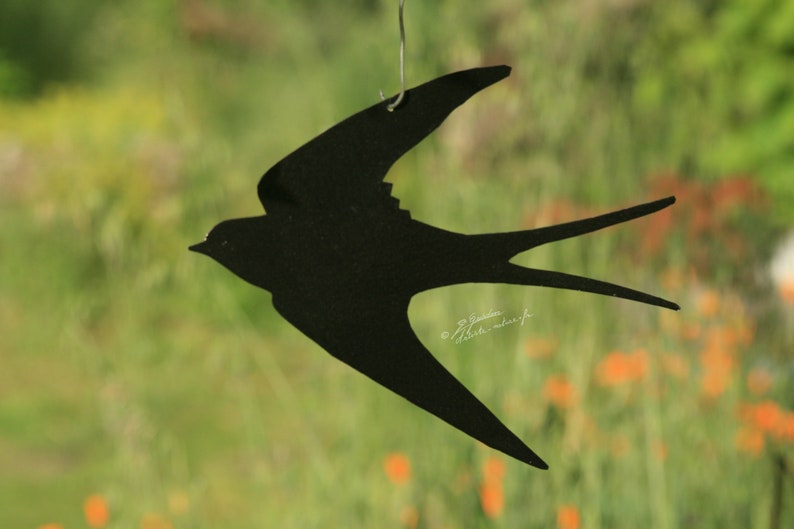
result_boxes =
[0,87,187,281]
[628,0,794,222]
[0,50,30,96]
[2,1,794,528]
[0,0,102,96]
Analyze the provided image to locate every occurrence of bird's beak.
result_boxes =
[189,240,209,255]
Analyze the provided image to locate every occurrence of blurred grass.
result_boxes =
[1,1,794,528]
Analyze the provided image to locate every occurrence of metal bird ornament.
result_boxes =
[190,66,679,469]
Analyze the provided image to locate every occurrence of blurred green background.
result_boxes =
[2,1,794,528]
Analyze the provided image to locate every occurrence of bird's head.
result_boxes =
[189,216,275,291]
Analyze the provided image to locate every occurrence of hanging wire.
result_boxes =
[380,0,406,111]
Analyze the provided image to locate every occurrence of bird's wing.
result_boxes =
[272,293,548,469]
[257,66,511,218]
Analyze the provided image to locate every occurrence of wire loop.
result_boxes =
[379,0,406,111]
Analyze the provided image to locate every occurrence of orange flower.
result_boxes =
[735,427,764,456]
[697,290,720,317]
[774,412,794,442]
[383,452,411,485]
[557,505,581,529]
[700,345,734,372]
[779,277,794,305]
[542,374,577,409]
[595,349,649,386]
[712,177,759,213]
[706,325,742,351]
[702,372,731,399]
[37,525,65,529]
[699,343,734,398]
[747,368,773,396]
[737,401,794,447]
[750,401,782,433]
[482,456,506,483]
[479,481,504,518]
[640,197,675,256]
[479,455,506,518]
[84,494,110,528]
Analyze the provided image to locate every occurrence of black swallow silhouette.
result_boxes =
[190,65,678,469]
